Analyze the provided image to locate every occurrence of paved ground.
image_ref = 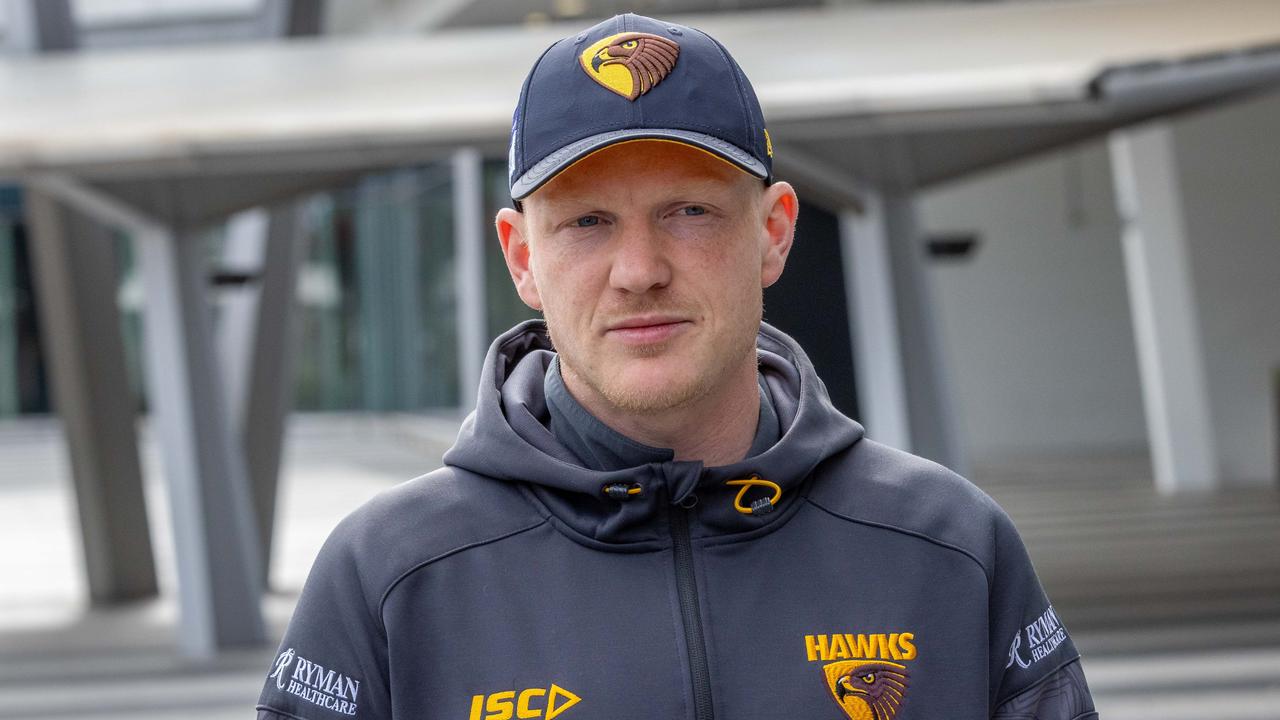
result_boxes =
[1,415,1277,719]
[977,453,1280,719]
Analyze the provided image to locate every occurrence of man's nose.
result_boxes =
[609,223,672,293]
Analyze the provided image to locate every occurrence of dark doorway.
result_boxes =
[763,200,860,421]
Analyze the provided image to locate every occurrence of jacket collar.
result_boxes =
[443,319,865,547]
[542,354,780,473]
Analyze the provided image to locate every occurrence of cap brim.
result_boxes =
[510,128,768,201]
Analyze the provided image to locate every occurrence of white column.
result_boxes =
[24,187,157,603]
[1109,123,1219,493]
[839,202,911,452]
[32,173,267,654]
[219,208,271,428]
[840,188,965,475]
[218,206,304,586]
[138,223,266,655]
[452,148,487,411]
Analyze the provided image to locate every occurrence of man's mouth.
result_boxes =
[605,316,690,344]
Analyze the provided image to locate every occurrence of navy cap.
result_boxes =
[508,13,773,202]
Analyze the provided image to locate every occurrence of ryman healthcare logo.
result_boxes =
[1006,605,1068,671]
[269,647,361,716]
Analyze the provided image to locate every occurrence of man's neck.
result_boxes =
[559,358,761,467]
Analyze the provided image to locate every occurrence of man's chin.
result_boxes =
[598,368,704,415]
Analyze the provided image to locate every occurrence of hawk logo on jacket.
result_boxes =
[468,683,580,720]
[804,632,917,720]
[578,32,679,100]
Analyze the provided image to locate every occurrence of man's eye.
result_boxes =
[573,215,601,228]
[679,205,707,216]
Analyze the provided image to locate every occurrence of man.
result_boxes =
[257,13,1095,720]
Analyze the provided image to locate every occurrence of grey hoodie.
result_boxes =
[256,319,1095,720]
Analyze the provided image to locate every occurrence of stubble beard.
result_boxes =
[549,314,760,417]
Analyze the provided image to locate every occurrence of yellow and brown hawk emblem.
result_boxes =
[821,660,911,720]
[579,32,680,100]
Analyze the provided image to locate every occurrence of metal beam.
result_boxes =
[452,148,486,411]
[11,0,159,607]
[27,173,166,237]
[880,189,966,474]
[23,187,158,603]
[1109,122,1219,493]
[31,173,265,654]
[840,201,911,453]
[2,0,77,53]
[218,206,305,587]
[219,210,270,438]
[137,221,266,655]
[261,0,324,38]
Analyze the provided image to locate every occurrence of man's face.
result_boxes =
[497,140,795,416]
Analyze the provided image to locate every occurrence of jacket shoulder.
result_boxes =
[317,466,547,611]
[805,439,1001,580]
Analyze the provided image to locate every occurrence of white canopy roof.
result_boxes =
[2,0,1279,218]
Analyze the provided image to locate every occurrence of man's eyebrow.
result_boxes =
[535,196,597,214]
[528,199,600,229]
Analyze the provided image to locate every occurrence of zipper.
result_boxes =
[669,499,714,720]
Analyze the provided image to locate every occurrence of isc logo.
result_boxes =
[467,683,581,720]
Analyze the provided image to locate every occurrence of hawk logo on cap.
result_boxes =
[579,32,679,100]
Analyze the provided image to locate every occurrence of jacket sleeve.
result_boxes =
[986,501,1097,720]
[256,515,392,720]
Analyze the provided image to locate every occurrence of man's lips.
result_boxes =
[605,316,691,344]
[608,315,688,331]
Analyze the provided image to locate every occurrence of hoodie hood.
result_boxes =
[443,319,865,548]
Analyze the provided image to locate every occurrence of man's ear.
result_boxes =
[496,207,543,311]
[760,181,798,288]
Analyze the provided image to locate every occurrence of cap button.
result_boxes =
[575,32,588,43]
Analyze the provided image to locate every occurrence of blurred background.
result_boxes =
[1,0,1278,718]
